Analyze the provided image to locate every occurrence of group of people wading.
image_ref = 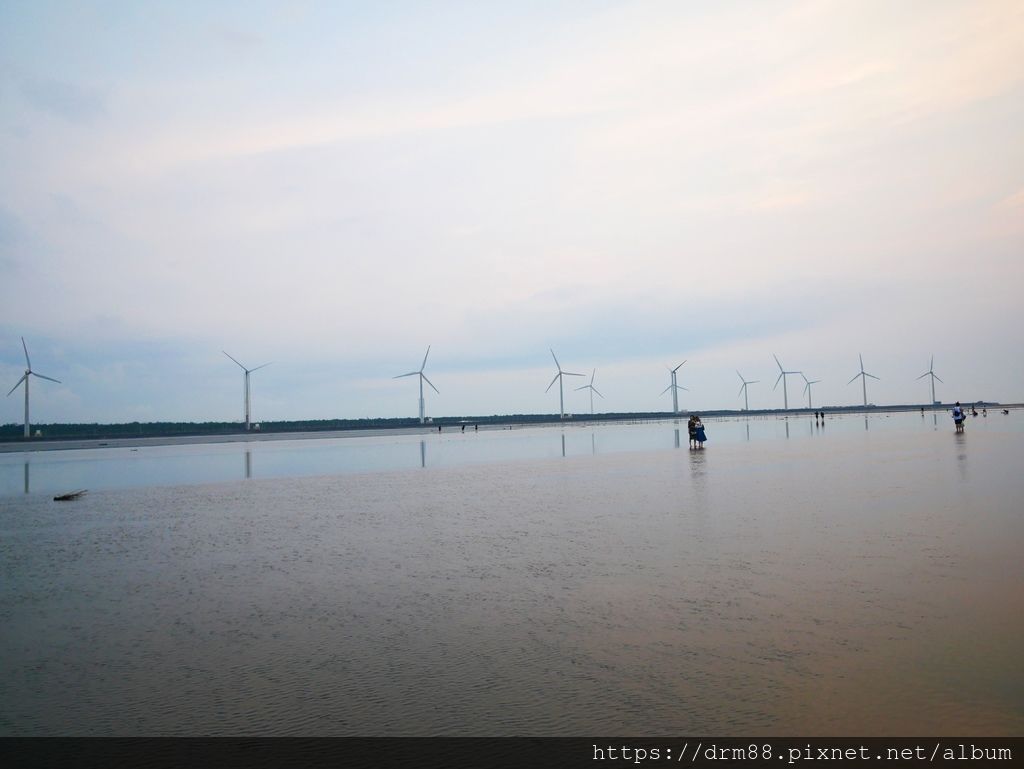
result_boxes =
[686,415,707,449]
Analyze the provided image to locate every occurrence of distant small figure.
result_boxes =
[952,401,965,433]
[1003,409,1010,415]
[971,407,978,417]
[438,425,442,433]
[694,416,707,448]
[474,424,478,431]
[983,408,988,417]
[687,415,698,449]
[921,406,925,415]
[461,424,465,433]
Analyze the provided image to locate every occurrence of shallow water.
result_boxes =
[1,413,1021,735]
[1,411,1017,497]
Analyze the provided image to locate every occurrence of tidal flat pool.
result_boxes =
[1,414,1022,735]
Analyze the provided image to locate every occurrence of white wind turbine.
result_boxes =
[661,361,687,413]
[223,351,272,431]
[847,354,879,407]
[6,337,61,438]
[772,354,801,410]
[546,349,584,419]
[575,369,604,414]
[394,346,438,424]
[917,355,943,406]
[736,371,758,411]
[801,373,821,409]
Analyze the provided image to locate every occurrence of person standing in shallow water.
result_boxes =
[952,401,965,433]
[687,415,697,449]
[694,416,707,448]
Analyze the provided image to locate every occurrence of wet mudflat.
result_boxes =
[1,414,1021,734]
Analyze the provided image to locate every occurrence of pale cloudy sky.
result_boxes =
[2,0,1022,423]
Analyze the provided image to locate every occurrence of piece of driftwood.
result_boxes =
[53,490,87,501]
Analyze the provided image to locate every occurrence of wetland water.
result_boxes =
[1,412,1022,734]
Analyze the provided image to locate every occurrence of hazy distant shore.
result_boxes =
[1,403,1017,454]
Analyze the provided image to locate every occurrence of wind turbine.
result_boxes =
[801,373,821,409]
[6,337,61,438]
[223,351,271,431]
[916,355,943,406]
[847,354,879,407]
[394,346,438,424]
[661,361,687,413]
[772,354,801,410]
[546,349,584,419]
[736,371,758,411]
[574,369,604,414]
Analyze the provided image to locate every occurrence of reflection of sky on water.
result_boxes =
[2,411,1020,497]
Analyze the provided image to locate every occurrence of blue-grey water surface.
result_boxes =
[1,412,1021,734]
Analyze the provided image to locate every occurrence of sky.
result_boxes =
[2,0,1023,424]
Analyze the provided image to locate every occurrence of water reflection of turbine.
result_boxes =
[244,450,252,479]
[745,423,750,441]
[591,433,596,455]
[864,416,869,431]
[674,428,680,449]
[420,440,426,468]
[24,459,29,494]
[561,433,566,457]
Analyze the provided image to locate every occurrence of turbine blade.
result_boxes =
[737,370,744,382]
[916,372,929,380]
[420,345,431,372]
[7,373,27,397]
[21,337,31,370]
[660,384,672,395]
[679,386,689,391]
[672,360,686,373]
[550,348,561,371]
[394,372,418,379]
[574,384,588,391]
[774,371,783,390]
[859,353,864,370]
[865,373,880,380]
[592,387,603,398]
[590,368,596,385]
[223,351,247,370]
[749,380,759,384]
[250,362,272,373]
[31,372,61,384]
[803,381,810,394]
[563,371,585,377]
[421,373,439,394]
[773,353,783,372]
[738,382,745,397]
[545,373,560,393]
[847,373,861,385]
[933,373,944,384]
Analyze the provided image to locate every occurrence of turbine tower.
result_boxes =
[772,354,801,410]
[661,361,687,413]
[801,373,821,409]
[6,337,61,438]
[736,371,758,411]
[574,369,604,414]
[546,349,584,419]
[847,354,879,407]
[394,346,438,424]
[223,351,271,431]
[916,355,943,406]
